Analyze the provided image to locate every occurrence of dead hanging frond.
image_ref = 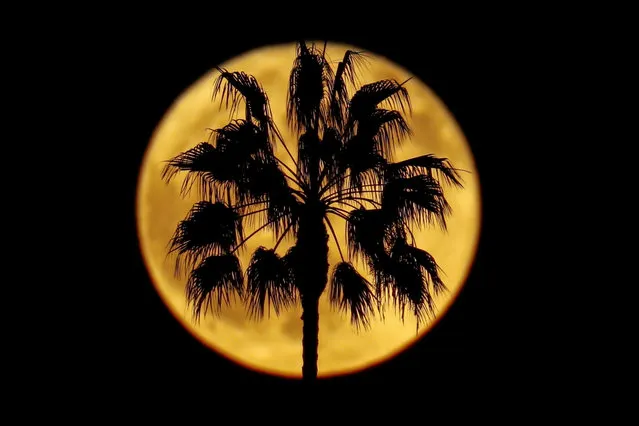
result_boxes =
[168,201,243,277]
[245,247,297,320]
[287,41,334,134]
[329,262,375,330]
[297,130,320,184]
[186,254,244,322]
[385,154,465,188]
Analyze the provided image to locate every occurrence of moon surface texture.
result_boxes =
[136,42,481,378]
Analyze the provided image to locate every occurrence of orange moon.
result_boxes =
[136,42,481,378]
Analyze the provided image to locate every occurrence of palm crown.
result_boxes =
[162,41,465,382]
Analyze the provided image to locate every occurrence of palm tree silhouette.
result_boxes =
[161,41,465,383]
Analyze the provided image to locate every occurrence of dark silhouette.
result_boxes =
[161,41,465,383]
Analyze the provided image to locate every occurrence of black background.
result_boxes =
[44,14,578,415]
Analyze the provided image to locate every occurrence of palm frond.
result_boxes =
[330,50,369,130]
[162,119,280,202]
[356,109,411,160]
[235,159,300,238]
[213,67,272,126]
[186,254,244,322]
[169,121,298,236]
[245,247,297,319]
[162,142,214,183]
[287,41,334,134]
[387,236,438,324]
[346,207,401,262]
[210,119,279,207]
[395,239,447,295]
[161,142,226,200]
[385,154,464,188]
[329,262,375,330]
[347,79,412,130]
[297,130,320,185]
[381,175,451,230]
[211,119,274,161]
[340,139,386,192]
[169,201,243,277]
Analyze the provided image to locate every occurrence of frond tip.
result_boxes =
[330,262,375,330]
[378,236,445,328]
[245,247,297,320]
[186,254,244,322]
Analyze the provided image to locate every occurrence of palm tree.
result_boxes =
[161,41,465,383]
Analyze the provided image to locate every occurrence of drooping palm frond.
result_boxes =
[287,41,334,134]
[346,207,401,262]
[297,130,320,185]
[208,119,279,211]
[161,142,224,200]
[356,108,412,160]
[385,154,465,187]
[161,119,278,202]
[391,236,447,295]
[211,119,274,161]
[333,107,410,194]
[387,236,438,325]
[381,175,452,230]
[347,79,412,132]
[330,50,369,130]
[235,158,301,238]
[245,247,297,319]
[169,201,243,276]
[213,67,272,126]
[329,262,375,330]
[186,254,244,322]
[339,140,386,192]
[164,118,299,237]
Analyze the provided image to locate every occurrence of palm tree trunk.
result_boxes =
[301,294,320,382]
[296,202,329,383]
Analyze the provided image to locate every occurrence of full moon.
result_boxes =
[136,42,481,378]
